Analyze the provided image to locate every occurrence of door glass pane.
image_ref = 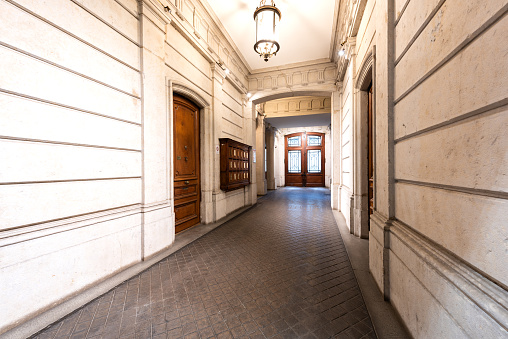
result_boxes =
[288,150,301,173]
[287,136,301,147]
[307,135,322,146]
[307,150,321,173]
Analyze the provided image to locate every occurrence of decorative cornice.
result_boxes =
[151,0,249,93]
[263,96,332,119]
[139,0,172,25]
[248,61,338,97]
[211,63,227,81]
[171,81,210,108]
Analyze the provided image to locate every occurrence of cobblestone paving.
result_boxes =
[32,187,376,339]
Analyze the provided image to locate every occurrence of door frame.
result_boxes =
[170,82,212,229]
[284,132,326,187]
[173,94,201,233]
[352,50,375,238]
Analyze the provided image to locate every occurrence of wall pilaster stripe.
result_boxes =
[394,99,508,143]
[0,204,141,237]
[4,0,141,72]
[0,42,141,100]
[390,220,508,331]
[221,117,243,130]
[113,0,139,19]
[165,42,213,82]
[394,0,411,26]
[68,0,140,46]
[394,5,508,103]
[222,89,243,107]
[165,63,212,97]
[222,103,243,119]
[222,130,242,141]
[395,179,508,200]
[1,217,142,253]
[141,12,166,35]
[0,135,142,153]
[0,89,142,126]
[0,177,142,186]
[394,0,447,65]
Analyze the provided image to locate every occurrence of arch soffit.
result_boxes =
[252,90,333,106]
[172,82,210,108]
[355,51,373,91]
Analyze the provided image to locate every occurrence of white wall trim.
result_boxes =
[172,82,210,108]
[355,51,373,90]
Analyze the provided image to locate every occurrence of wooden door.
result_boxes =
[285,132,325,187]
[173,95,200,233]
[368,84,374,215]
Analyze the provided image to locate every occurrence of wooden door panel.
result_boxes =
[175,201,198,220]
[174,104,198,178]
[285,132,325,187]
[173,95,200,233]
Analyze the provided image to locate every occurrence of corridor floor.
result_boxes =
[33,188,376,339]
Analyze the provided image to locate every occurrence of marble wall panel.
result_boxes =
[0,179,141,230]
[395,182,508,287]
[0,93,142,150]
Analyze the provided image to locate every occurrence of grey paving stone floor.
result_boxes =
[32,187,376,339]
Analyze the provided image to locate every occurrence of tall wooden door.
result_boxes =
[285,132,325,187]
[173,95,200,233]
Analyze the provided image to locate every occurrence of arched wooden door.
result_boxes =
[173,95,200,233]
[285,132,325,187]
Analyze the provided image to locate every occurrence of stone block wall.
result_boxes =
[368,0,508,337]
[0,0,255,334]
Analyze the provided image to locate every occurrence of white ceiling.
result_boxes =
[204,0,336,71]
[266,113,331,129]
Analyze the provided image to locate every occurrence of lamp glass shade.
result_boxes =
[254,4,280,61]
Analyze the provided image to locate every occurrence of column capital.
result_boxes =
[139,0,172,25]
[211,64,227,82]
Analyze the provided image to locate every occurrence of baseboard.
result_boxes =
[389,220,508,337]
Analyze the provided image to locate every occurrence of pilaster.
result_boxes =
[331,84,342,210]
[256,113,267,195]
[266,126,276,190]
[139,0,173,258]
[211,64,227,220]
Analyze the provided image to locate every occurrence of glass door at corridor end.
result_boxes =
[285,132,325,187]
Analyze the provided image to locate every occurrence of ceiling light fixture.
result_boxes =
[253,0,281,62]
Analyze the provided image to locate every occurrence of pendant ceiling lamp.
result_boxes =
[253,0,281,62]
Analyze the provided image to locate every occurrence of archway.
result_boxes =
[251,90,334,194]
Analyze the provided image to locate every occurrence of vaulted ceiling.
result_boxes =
[204,0,338,72]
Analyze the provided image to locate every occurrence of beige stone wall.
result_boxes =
[389,0,508,336]
[0,0,255,334]
[335,0,508,336]
[0,0,143,332]
[365,0,508,337]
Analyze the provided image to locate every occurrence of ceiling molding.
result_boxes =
[264,96,332,119]
[160,0,251,90]
[248,61,338,97]
[196,0,253,73]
